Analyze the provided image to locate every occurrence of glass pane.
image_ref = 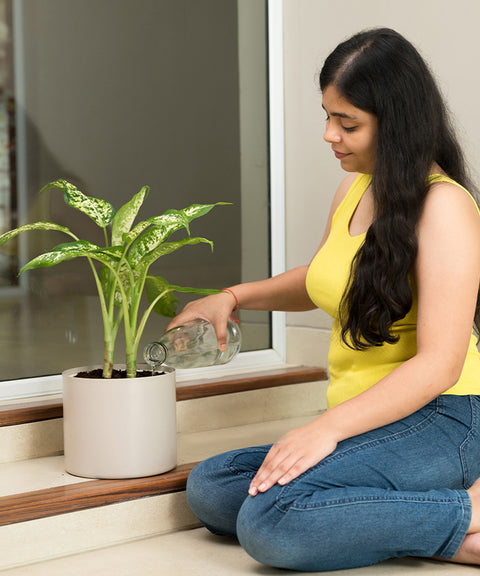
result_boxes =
[0,0,270,380]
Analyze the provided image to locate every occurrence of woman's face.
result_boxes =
[322,85,378,174]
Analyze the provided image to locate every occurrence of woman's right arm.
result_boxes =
[169,173,357,348]
[168,266,315,350]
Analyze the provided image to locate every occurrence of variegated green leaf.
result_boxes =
[127,224,181,266]
[138,237,214,271]
[111,186,149,246]
[122,220,151,245]
[0,222,74,247]
[158,203,230,237]
[99,245,125,259]
[182,202,230,220]
[145,276,178,317]
[126,203,228,265]
[41,179,116,228]
[19,240,122,274]
[123,211,188,247]
[151,209,190,232]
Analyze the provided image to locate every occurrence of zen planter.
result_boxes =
[62,365,177,479]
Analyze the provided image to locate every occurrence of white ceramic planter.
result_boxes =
[62,365,177,479]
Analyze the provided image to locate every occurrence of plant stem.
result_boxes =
[91,258,129,378]
[131,287,173,370]
[85,258,114,378]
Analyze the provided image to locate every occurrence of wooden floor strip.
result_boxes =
[0,400,64,427]
[0,462,197,526]
[1,366,327,427]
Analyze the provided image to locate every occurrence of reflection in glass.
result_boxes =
[0,0,270,380]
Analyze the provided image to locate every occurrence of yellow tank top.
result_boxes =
[306,173,480,408]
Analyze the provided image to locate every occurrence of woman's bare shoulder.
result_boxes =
[418,180,480,253]
[330,172,360,212]
[422,180,480,228]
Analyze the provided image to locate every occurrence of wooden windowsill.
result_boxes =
[0,366,327,428]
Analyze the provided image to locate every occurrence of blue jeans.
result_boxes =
[186,395,480,572]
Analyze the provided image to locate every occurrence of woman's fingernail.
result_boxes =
[249,486,258,496]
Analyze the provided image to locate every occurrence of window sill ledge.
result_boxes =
[0,365,327,427]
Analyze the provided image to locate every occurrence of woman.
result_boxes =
[171,28,480,571]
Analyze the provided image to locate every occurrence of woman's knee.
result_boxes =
[186,459,229,533]
[185,460,206,511]
[236,489,335,572]
[186,453,255,537]
[236,489,306,570]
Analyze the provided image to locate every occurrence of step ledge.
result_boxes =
[1,414,318,527]
[0,461,197,527]
[0,366,327,427]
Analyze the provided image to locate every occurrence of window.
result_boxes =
[0,0,285,399]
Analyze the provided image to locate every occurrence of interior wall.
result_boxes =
[283,0,480,331]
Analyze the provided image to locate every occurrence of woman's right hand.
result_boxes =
[167,267,315,351]
[166,291,237,351]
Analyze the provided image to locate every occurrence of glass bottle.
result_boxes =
[143,318,241,370]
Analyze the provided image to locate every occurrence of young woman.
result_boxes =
[170,28,480,571]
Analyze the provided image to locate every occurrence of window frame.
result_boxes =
[0,0,286,400]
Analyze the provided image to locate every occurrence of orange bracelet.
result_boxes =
[221,288,239,323]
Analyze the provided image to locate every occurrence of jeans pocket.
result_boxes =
[459,396,480,488]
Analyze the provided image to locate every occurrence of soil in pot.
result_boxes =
[75,368,165,378]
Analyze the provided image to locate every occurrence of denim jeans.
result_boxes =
[186,395,480,572]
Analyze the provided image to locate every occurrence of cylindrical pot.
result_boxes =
[63,365,177,479]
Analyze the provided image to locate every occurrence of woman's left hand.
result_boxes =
[248,419,338,496]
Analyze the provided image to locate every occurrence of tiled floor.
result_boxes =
[2,527,479,576]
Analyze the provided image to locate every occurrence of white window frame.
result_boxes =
[0,0,286,400]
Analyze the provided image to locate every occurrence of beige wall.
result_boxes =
[283,0,480,333]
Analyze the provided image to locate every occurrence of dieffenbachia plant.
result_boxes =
[0,179,227,377]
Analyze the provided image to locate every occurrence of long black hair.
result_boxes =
[319,28,479,349]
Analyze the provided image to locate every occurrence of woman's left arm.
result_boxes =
[249,182,480,496]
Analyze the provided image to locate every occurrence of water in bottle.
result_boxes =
[143,317,241,370]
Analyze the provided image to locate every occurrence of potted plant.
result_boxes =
[0,179,227,478]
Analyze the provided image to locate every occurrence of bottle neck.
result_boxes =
[143,341,167,367]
